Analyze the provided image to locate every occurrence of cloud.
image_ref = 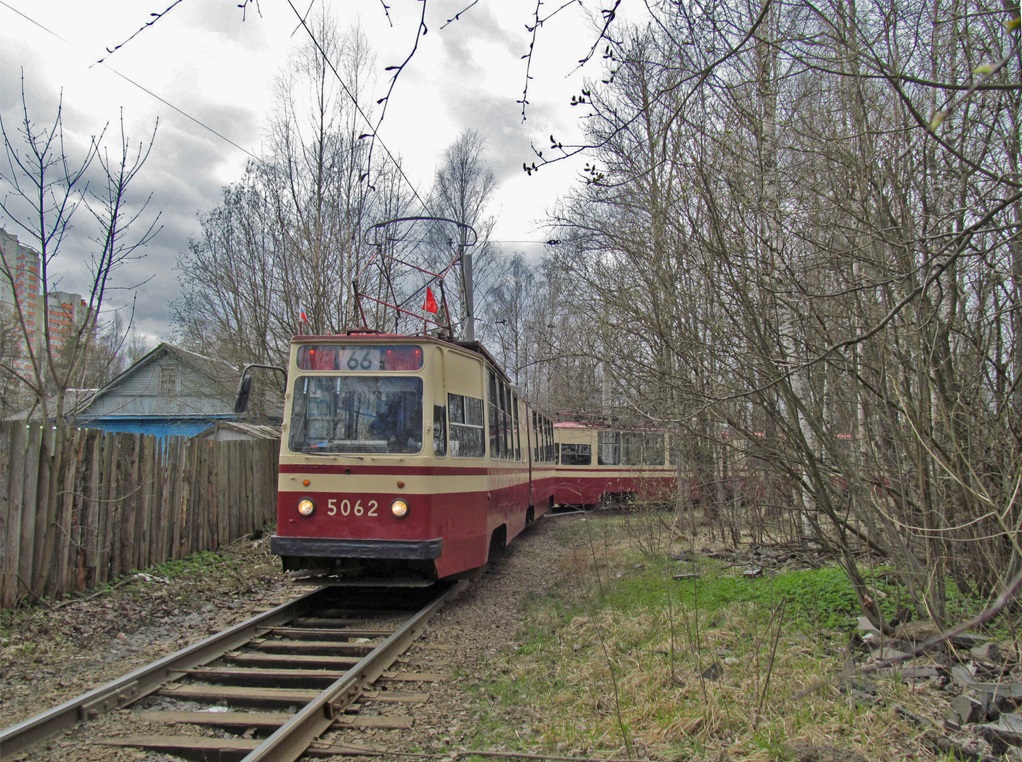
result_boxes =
[439,4,524,70]
[0,1,280,350]
[1,0,593,345]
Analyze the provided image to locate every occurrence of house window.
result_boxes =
[159,366,178,396]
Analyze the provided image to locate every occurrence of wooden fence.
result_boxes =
[0,423,279,608]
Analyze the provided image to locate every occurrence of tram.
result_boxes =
[243,332,556,584]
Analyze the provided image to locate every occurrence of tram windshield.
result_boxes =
[289,376,423,454]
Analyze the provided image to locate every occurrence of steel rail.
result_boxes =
[0,587,327,758]
[240,579,468,762]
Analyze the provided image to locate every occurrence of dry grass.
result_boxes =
[472,511,953,761]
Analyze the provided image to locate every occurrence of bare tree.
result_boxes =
[541,0,1022,627]
[49,310,132,393]
[0,84,158,424]
[0,82,158,597]
[174,17,412,371]
[0,305,25,420]
[426,130,500,342]
[482,252,537,389]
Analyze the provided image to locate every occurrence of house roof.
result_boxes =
[93,343,236,396]
[73,342,240,422]
[196,421,281,440]
[3,388,98,422]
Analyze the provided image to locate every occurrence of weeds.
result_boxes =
[149,550,229,580]
[470,512,959,760]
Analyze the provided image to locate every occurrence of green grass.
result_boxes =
[494,543,1010,757]
[148,550,231,580]
[463,515,978,761]
[627,563,872,632]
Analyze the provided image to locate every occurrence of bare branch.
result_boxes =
[95,0,187,65]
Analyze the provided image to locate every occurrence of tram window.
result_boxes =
[497,404,508,459]
[487,371,518,460]
[598,431,621,465]
[622,433,644,465]
[644,433,665,465]
[289,376,422,454]
[506,392,515,458]
[560,443,592,466]
[487,372,500,458]
[533,411,549,462]
[509,396,515,461]
[497,382,508,458]
[512,396,521,461]
[466,396,484,428]
[384,346,424,371]
[300,346,337,371]
[433,405,448,457]
[449,393,484,457]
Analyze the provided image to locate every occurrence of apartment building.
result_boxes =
[0,228,88,363]
[0,227,41,339]
[46,290,90,348]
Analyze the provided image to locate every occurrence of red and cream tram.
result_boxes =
[553,422,677,508]
[263,333,556,583]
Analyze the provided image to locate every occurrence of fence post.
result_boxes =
[1,423,29,607]
[1,430,280,609]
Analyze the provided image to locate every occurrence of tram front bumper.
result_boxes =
[270,536,442,561]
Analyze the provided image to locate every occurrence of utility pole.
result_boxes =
[461,233,475,342]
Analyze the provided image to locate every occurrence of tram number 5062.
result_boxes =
[327,498,379,517]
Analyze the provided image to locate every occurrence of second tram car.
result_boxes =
[266,332,556,583]
[553,422,677,508]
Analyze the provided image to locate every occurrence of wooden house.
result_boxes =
[75,343,239,438]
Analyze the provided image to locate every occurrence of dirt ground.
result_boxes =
[1,515,575,761]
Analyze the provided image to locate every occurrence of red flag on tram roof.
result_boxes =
[423,287,438,314]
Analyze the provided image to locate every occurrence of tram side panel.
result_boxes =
[553,424,600,506]
[447,347,524,567]
[482,370,533,550]
[430,344,493,576]
[527,406,557,520]
[553,423,679,508]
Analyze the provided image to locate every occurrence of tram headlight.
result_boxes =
[297,498,316,517]
[391,499,409,518]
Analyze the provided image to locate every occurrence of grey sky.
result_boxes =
[0,0,595,345]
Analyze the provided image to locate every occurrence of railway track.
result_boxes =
[1,580,466,761]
